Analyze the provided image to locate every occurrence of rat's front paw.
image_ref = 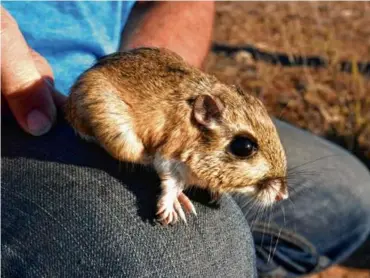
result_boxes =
[156,192,197,225]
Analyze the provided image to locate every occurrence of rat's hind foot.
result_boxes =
[156,192,197,225]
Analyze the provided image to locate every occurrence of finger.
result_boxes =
[29,47,67,107]
[1,7,56,136]
[28,47,54,79]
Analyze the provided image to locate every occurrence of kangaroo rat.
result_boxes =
[64,47,288,225]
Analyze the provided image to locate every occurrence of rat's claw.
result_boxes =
[174,199,187,224]
[178,192,197,216]
[172,210,178,224]
[157,195,179,225]
[157,208,169,221]
[167,211,173,224]
[156,206,166,216]
[157,200,172,223]
[157,207,174,225]
[156,192,195,225]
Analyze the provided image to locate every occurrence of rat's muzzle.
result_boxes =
[259,177,289,202]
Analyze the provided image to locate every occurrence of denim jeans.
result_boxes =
[2,114,370,278]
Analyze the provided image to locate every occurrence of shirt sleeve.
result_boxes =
[2,1,136,95]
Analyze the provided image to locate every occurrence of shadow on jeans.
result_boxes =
[2,111,219,225]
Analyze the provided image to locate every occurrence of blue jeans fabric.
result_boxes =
[2,115,370,278]
[2,116,257,278]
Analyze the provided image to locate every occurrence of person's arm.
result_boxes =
[120,1,215,69]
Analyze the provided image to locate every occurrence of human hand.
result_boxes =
[1,6,66,136]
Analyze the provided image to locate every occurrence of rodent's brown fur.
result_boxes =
[65,47,287,199]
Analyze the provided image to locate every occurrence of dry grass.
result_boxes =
[213,2,370,61]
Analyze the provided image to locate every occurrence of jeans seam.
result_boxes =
[252,221,320,276]
[252,222,318,255]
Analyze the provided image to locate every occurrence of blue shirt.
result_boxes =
[2,1,136,95]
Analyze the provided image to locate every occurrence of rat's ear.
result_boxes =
[193,94,224,129]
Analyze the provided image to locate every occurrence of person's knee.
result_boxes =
[275,119,370,227]
[326,145,370,246]
[2,163,257,277]
[2,120,257,277]
[259,119,370,275]
[291,120,369,220]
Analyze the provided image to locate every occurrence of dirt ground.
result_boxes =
[204,2,370,278]
[212,2,370,61]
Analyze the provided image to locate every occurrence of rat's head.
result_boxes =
[185,83,288,206]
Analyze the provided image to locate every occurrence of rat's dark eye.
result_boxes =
[229,136,258,158]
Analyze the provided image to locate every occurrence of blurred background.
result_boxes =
[203,2,369,278]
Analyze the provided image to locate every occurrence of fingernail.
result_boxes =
[26,109,52,136]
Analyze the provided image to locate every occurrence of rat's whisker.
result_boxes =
[267,205,274,258]
[270,226,283,263]
[287,169,321,177]
[237,195,255,210]
[287,182,321,198]
[288,167,336,178]
[251,201,262,220]
[288,199,297,212]
[251,202,266,231]
[237,198,254,215]
[287,154,343,173]
[243,198,259,219]
[260,206,268,248]
[281,204,287,227]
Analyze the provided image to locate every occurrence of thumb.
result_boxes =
[29,47,67,107]
[1,7,56,136]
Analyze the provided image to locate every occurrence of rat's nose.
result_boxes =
[275,188,289,201]
[260,177,288,202]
